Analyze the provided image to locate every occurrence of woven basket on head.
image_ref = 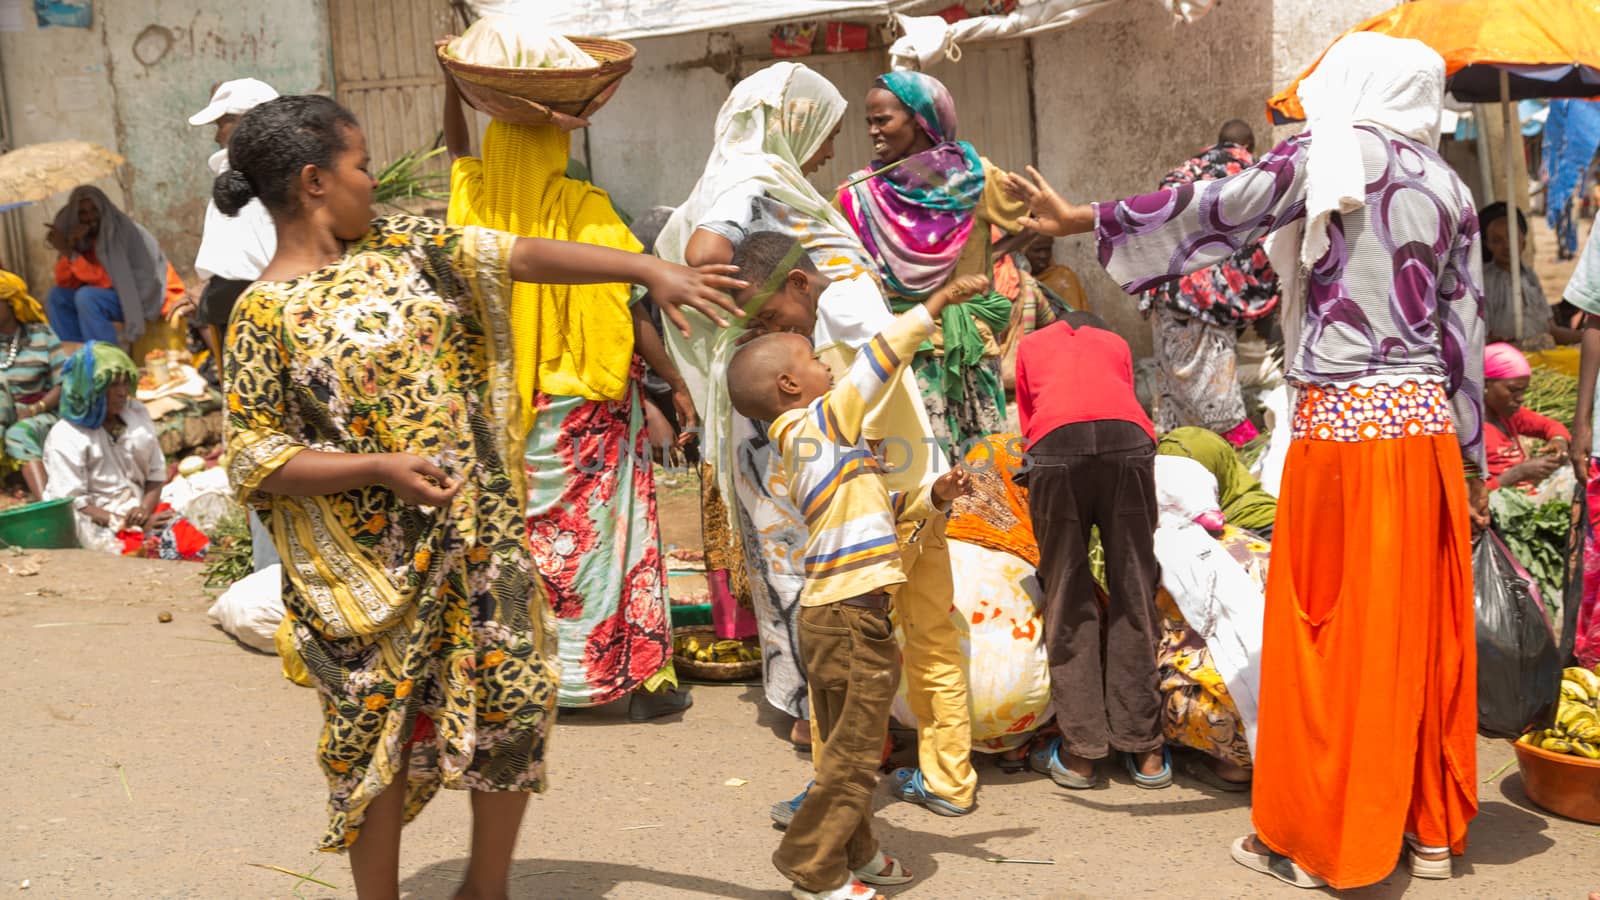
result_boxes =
[438,37,636,129]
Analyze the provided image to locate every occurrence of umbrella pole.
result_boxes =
[1504,70,1524,342]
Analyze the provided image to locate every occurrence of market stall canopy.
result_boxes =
[466,0,1213,44]
[1267,0,1600,124]
[0,141,124,207]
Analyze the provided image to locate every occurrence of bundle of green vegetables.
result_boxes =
[1524,367,1579,427]
[1489,488,1570,619]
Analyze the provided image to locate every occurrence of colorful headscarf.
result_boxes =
[59,341,138,429]
[0,270,45,324]
[839,71,985,299]
[1484,342,1532,380]
[1157,427,1278,535]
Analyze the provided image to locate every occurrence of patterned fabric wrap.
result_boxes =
[1142,144,1279,327]
[524,360,672,708]
[1158,427,1278,534]
[892,538,1053,753]
[839,72,986,298]
[1155,524,1270,768]
[1150,305,1248,434]
[1292,380,1455,443]
[1580,459,1600,668]
[946,432,1037,566]
[224,216,557,852]
[1095,127,1485,472]
[59,341,137,429]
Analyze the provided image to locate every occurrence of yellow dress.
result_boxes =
[225,215,557,851]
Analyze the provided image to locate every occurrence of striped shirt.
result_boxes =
[1,322,64,405]
[769,304,943,607]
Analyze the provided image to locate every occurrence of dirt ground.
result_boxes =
[6,501,1599,898]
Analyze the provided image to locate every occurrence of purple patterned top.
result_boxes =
[1095,128,1485,471]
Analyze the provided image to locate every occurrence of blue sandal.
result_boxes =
[770,781,813,828]
[889,767,973,817]
[1124,746,1173,789]
[1027,736,1100,789]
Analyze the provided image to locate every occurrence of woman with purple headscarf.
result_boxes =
[839,72,1030,457]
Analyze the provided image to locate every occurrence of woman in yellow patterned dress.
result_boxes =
[218,96,742,900]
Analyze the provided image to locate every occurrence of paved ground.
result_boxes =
[4,547,1595,899]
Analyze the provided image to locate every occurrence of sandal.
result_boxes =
[770,781,812,829]
[1124,747,1173,790]
[1180,754,1251,793]
[996,734,1047,773]
[889,767,973,817]
[790,879,876,900]
[1027,737,1100,789]
[1230,836,1326,889]
[854,850,913,886]
[1404,835,1452,880]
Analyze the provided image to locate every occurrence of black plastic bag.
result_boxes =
[1475,529,1560,739]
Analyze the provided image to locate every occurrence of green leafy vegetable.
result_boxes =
[1489,488,1570,618]
[1524,367,1579,427]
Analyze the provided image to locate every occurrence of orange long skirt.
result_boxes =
[1252,410,1477,888]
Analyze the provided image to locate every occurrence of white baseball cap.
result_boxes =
[189,78,280,126]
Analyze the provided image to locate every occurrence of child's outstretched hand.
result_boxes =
[932,466,972,507]
[939,274,992,306]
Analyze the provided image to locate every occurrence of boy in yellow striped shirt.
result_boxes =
[727,266,980,900]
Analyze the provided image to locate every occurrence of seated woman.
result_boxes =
[1481,202,1578,351]
[1157,426,1278,539]
[1484,343,1570,492]
[0,271,64,500]
[45,187,185,349]
[41,343,171,553]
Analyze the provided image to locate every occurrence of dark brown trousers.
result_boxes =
[1024,421,1164,759]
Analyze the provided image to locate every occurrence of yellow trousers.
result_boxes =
[891,515,976,807]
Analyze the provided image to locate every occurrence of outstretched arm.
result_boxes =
[508,237,747,337]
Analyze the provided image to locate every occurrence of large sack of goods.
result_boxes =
[438,16,635,128]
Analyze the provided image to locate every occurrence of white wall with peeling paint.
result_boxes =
[1,0,334,289]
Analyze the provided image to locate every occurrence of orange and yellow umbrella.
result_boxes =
[1268,0,1600,124]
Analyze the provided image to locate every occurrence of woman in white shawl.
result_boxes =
[1007,33,1483,890]
[656,62,870,745]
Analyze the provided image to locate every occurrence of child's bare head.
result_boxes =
[726,332,833,422]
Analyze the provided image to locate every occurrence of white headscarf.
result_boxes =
[1296,32,1446,269]
[656,62,864,534]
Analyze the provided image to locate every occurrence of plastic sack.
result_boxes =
[206,564,285,652]
[1475,530,1561,738]
[447,15,596,69]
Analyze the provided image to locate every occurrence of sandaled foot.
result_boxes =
[790,717,813,751]
[790,878,876,900]
[1230,835,1326,889]
[889,767,973,816]
[1028,737,1101,789]
[1124,747,1173,790]
[853,850,913,886]
[628,686,693,722]
[770,781,812,828]
[1404,836,1452,880]
[1180,754,1251,792]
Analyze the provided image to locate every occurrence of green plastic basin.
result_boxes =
[0,497,79,549]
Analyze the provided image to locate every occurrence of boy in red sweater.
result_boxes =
[1015,310,1170,790]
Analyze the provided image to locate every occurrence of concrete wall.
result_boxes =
[1030,0,1392,355]
[1,0,333,288]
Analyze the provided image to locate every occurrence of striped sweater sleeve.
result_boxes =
[810,304,934,447]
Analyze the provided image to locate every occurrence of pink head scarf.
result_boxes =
[1484,343,1532,380]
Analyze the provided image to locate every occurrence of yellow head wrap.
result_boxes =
[0,270,45,324]
[447,121,639,436]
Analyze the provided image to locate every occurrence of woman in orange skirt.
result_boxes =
[1007,33,1487,889]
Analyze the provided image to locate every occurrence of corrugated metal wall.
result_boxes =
[328,0,457,173]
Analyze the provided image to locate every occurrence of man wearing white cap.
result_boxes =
[187,77,280,572]
[185,78,278,355]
